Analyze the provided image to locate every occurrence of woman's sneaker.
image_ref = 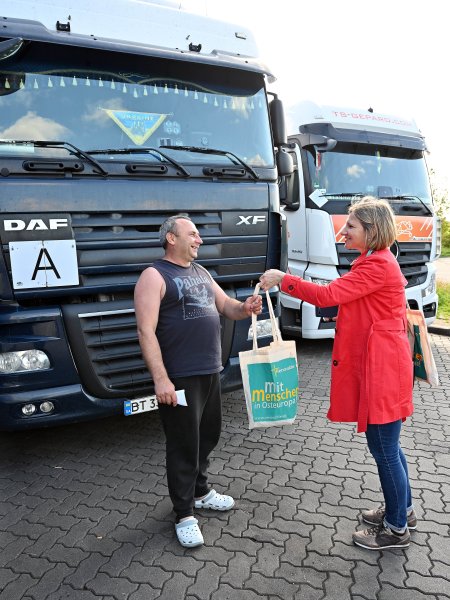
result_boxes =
[361,507,417,530]
[353,524,410,550]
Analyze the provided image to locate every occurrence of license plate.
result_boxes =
[124,395,158,416]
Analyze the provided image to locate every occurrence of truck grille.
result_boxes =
[62,302,149,397]
[336,241,431,287]
[72,210,268,285]
[62,299,232,398]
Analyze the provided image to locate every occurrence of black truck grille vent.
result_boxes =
[62,300,230,398]
[78,306,151,397]
[69,211,267,287]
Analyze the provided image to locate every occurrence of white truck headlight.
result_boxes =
[310,277,333,286]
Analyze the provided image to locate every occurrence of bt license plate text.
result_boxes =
[124,395,158,416]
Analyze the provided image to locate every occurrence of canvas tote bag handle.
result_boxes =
[251,283,281,350]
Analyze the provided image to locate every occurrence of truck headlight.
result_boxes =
[422,273,436,298]
[310,277,333,286]
[0,350,50,373]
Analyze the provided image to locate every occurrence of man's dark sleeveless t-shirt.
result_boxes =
[152,259,222,378]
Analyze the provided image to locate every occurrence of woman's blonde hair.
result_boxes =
[348,196,397,251]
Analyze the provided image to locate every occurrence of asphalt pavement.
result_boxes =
[436,257,450,284]
[1,334,449,600]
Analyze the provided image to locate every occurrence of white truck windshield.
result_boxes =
[307,144,432,204]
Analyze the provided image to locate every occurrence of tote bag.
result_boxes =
[239,284,298,428]
[406,304,439,387]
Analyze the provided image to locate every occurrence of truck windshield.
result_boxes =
[0,42,274,168]
[306,143,432,206]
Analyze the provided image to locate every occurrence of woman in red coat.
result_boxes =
[260,197,415,551]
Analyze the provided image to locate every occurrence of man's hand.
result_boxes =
[242,293,263,317]
[214,281,262,320]
[259,269,286,291]
[154,377,177,406]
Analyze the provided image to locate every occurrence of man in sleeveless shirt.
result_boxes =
[134,214,262,548]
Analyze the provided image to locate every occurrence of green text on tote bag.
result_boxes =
[248,357,298,423]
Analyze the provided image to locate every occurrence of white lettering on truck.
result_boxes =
[4,218,69,231]
[236,215,266,225]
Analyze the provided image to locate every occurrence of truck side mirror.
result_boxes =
[314,139,337,152]
[298,133,337,152]
[277,148,294,176]
[270,96,287,147]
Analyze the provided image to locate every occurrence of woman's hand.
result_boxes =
[259,269,286,291]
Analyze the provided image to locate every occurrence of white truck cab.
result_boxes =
[279,101,440,339]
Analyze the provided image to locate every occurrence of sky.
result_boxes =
[184,0,448,194]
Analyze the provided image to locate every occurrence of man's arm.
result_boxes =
[134,267,177,406]
[211,279,262,320]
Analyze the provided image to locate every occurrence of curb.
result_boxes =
[428,324,450,336]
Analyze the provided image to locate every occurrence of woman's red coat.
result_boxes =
[281,248,413,432]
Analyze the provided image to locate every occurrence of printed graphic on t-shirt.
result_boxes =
[173,274,216,319]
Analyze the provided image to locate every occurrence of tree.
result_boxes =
[430,167,449,218]
[430,168,450,253]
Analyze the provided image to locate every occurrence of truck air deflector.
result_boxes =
[297,126,426,151]
[1,19,274,79]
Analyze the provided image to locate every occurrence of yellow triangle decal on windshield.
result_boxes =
[102,109,168,146]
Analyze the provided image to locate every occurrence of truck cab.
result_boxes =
[279,101,440,339]
[0,0,288,429]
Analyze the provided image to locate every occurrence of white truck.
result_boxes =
[279,101,440,339]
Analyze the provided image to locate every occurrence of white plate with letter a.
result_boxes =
[9,239,79,288]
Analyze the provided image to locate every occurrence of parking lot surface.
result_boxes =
[1,335,449,600]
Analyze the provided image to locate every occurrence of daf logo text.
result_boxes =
[3,218,69,231]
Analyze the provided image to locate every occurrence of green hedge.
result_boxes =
[442,219,450,249]
[442,219,450,255]
[437,282,450,320]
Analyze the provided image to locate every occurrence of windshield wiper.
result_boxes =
[382,195,432,216]
[0,140,109,175]
[161,145,259,180]
[86,147,190,177]
[319,192,365,198]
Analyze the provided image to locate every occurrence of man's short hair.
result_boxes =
[159,214,193,248]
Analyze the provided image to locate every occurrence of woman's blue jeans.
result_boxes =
[365,420,413,531]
